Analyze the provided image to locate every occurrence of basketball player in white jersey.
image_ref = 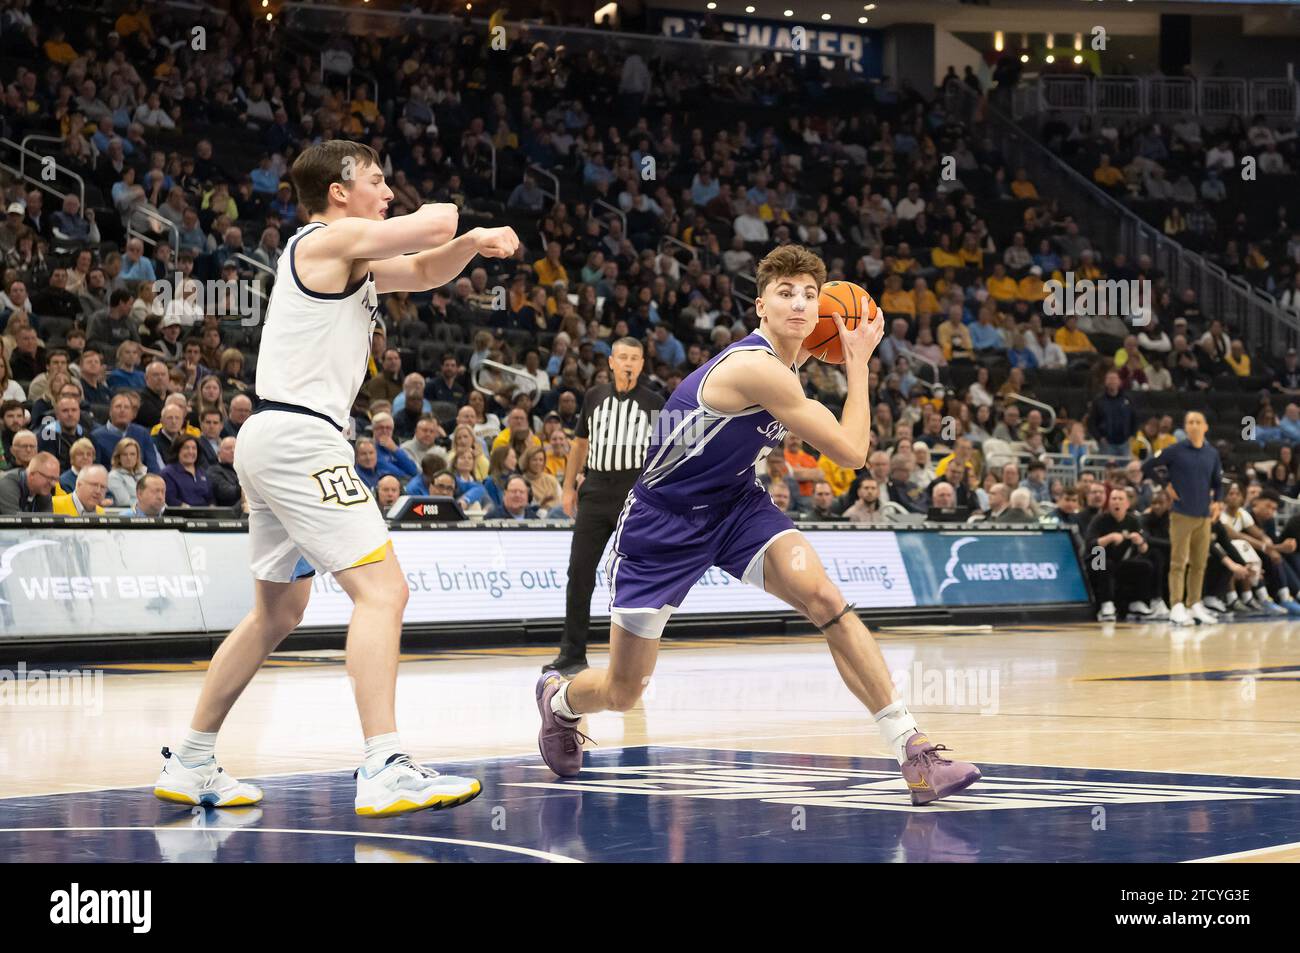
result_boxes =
[153,141,519,816]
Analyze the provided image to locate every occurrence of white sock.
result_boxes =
[1280,588,1292,603]
[550,680,580,720]
[873,699,920,765]
[363,732,403,775]
[1225,591,1238,605]
[176,729,217,767]
[1255,587,1271,602]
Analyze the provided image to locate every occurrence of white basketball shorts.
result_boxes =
[234,409,390,583]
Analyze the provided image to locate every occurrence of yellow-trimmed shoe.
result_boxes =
[153,747,264,808]
[354,754,482,817]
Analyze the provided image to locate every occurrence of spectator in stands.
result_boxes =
[520,445,561,512]
[400,416,447,471]
[106,340,146,393]
[7,324,44,385]
[1087,486,1159,622]
[1054,314,1095,357]
[426,354,467,407]
[1089,371,1138,457]
[87,289,140,353]
[484,444,518,509]
[841,477,886,523]
[208,437,240,507]
[75,348,112,408]
[362,347,404,407]
[57,437,97,494]
[151,403,189,464]
[92,393,161,472]
[486,474,540,520]
[1006,487,1040,522]
[107,437,149,507]
[795,480,842,522]
[126,474,168,518]
[938,304,975,363]
[136,361,172,430]
[392,372,432,424]
[0,451,58,514]
[222,395,253,437]
[492,406,542,454]
[52,464,107,516]
[1024,460,1052,504]
[374,475,403,515]
[162,435,214,507]
[1236,487,1300,614]
[37,395,87,469]
[768,480,793,515]
[887,453,928,514]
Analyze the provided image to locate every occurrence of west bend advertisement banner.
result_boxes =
[0,526,1087,642]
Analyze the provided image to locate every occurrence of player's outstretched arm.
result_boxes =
[299,203,460,265]
[718,311,882,468]
[371,226,521,294]
[713,349,868,469]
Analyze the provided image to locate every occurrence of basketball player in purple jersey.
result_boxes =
[536,245,980,805]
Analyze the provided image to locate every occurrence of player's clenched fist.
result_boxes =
[417,202,459,244]
[472,226,521,259]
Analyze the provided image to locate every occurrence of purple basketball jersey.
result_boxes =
[633,331,792,511]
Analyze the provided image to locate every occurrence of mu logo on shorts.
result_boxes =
[312,466,371,506]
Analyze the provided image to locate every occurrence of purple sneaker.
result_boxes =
[901,734,981,806]
[536,673,591,777]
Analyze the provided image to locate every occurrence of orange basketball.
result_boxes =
[804,280,878,364]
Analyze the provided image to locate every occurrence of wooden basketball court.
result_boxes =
[2,620,1298,862]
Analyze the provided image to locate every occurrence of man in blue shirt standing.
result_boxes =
[1141,410,1222,626]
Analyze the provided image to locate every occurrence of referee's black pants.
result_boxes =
[559,474,635,660]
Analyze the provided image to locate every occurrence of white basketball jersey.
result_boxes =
[256,221,380,428]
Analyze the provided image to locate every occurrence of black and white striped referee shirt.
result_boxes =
[576,383,663,477]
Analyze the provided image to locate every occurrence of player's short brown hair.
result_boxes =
[291,140,381,215]
[755,244,826,297]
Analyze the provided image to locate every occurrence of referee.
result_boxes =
[545,337,663,675]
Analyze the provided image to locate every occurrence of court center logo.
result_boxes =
[313,466,370,506]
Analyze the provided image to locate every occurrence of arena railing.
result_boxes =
[474,358,540,400]
[1042,452,1079,487]
[961,83,1300,357]
[1079,453,1131,479]
[125,204,181,261]
[529,165,561,205]
[593,199,627,237]
[0,137,85,221]
[1023,74,1299,122]
[16,134,87,214]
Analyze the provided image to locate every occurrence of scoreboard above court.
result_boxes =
[651,10,884,76]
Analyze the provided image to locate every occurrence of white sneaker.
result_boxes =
[153,747,263,807]
[1097,601,1117,622]
[1169,603,1193,627]
[1149,598,1171,620]
[1202,596,1229,614]
[1191,602,1220,625]
[355,754,482,817]
[1127,600,1152,617]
